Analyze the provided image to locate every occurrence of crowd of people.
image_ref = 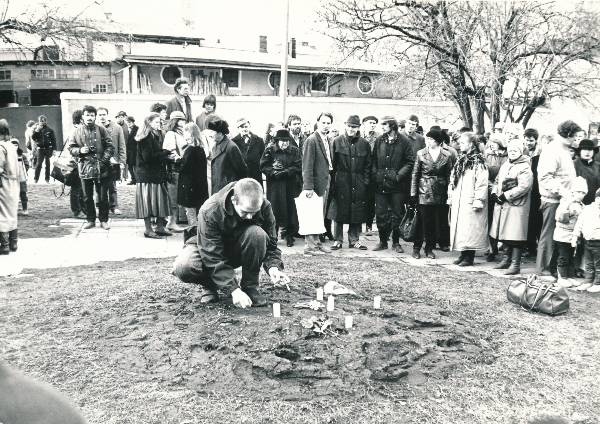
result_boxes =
[1,76,600,303]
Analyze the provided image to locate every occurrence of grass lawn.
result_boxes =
[1,255,599,424]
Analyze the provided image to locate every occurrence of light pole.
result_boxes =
[280,0,290,122]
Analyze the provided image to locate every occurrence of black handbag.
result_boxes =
[400,206,420,242]
[502,177,518,192]
[51,149,77,186]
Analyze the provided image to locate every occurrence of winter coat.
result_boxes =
[327,134,371,223]
[31,125,56,150]
[489,155,533,242]
[371,132,415,194]
[232,133,265,185]
[538,140,576,204]
[210,136,248,194]
[0,139,19,232]
[260,143,302,226]
[574,158,600,205]
[103,121,126,165]
[530,154,541,213]
[166,95,193,122]
[177,144,209,208]
[302,131,332,197]
[448,162,489,251]
[68,125,114,180]
[126,125,138,165]
[403,131,426,156]
[484,150,508,184]
[135,131,171,184]
[553,196,584,243]
[119,122,129,145]
[410,147,453,205]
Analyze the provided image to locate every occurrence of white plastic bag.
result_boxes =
[294,194,326,235]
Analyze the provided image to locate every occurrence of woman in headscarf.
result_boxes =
[163,111,188,232]
[489,139,533,275]
[448,132,489,266]
[135,113,175,239]
[0,119,19,254]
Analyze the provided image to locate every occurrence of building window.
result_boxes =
[357,75,374,94]
[93,84,108,93]
[31,69,56,79]
[222,68,240,88]
[0,70,11,80]
[311,73,328,92]
[56,69,80,79]
[161,66,182,86]
[267,71,280,90]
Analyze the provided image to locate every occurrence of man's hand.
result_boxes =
[79,146,89,154]
[231,288,253,308]
[302,189,315,198]
[269,267,290,291]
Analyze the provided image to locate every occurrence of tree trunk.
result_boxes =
[474,88,487,134]
[454,91,473,129]
[515,95,546,128]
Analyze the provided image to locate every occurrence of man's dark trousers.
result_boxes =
[81,177,111,223]
[34,148,53,182]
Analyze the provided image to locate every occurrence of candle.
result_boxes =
[344,315,353,329]
[273,303,281,318]
[373,296,382,309]
[327,296,335,312]
[316,287,324,301]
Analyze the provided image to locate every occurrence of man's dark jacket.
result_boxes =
[32,126,57,150]
[232,132,265,184]
[371,131,415,194]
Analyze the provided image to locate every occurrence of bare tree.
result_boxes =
[320,0,600,132]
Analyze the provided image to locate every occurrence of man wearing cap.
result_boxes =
[172,178,290,307]
[403,114,426,156]
[166,77,193,123]
[371,116,415,253]
[327,115,371,250]
[362,115,380,235]
[574,139,600,206]
[97,106,126,215]
[232,118,265,186]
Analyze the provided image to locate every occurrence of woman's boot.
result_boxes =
[0,232,9,255]
[459,250,475,266]
[494,247,513,269]
[8,229,17,252]
[453,251,466,265]
[505,248,522,275]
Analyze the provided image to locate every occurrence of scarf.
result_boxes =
[452,149,486,187]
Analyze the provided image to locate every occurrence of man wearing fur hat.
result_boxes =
[574,139,600,206]
[232,118,265,186]
[362,115,380,235]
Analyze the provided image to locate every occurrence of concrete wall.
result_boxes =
[60,92,460,140]
[0,105,63,150]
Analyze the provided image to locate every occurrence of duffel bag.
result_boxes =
[506,274,569,316]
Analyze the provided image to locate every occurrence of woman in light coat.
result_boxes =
[489,139,533,275]
[0,119,20,254]
[448,132,489,266]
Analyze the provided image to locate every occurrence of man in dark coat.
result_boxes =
[31,115,56,183]
[362,115,380,235]
[125,116,138,184]
[403,114,426,156]
[172,178,290,307]
[115,111,129,180]
[205,117,248,195]
[525,128,542,256]
[165,78,193,123]
[286,114,306,151]
[371,116,415,252]
[328,115,371,250]
[301,112,334,255]
[232,118,265,186]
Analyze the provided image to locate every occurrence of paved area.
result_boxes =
[0,219,538,279]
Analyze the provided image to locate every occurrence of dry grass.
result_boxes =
[1,255,600,424]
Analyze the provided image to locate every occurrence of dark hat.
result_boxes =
[362,115,378,124]
[380,115,397,124]
[577,138,599,152]
[273,129,293,142]
[425,128,445,145]
[345,115,361,127]
[207,118,229,135]
[115,111,127,117]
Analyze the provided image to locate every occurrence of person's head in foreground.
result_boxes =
[232,178,264,220]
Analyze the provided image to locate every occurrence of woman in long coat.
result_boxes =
[327,117,371,250]
[178,123,209,226]
[448,132,489,266]
[489,140,533,275]
[205,118,248,195]
[0,119,19,254]
[260,129,302,247]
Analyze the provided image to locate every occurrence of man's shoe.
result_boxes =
[166,224,185,233]
[199,289,219,304]
[331,241,343,250]
[21,210,29,216]
[372,242,388,251]
[155,228,173,236]
[243,287,267,307]
[412,249,421,259]
[349,241,368,250]
[425,250,436,259]
[303,248,325,256]
[318,244,331,254]
[113,208,122,215]
[286,236,294,247]
[82,221,95,229]
[144,231,163,239]
[319,234,326,243]
[100,222,110,230]
[439,246,450,252]
[392,243,404,253]
[486,252,497,262]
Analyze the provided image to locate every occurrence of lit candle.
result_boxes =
[373,296,382,309]
[316,287,324,301]
[272,303,281,318]
[327,296,335,312]
[344,315,353,329]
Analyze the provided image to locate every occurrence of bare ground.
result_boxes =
[1,254,600,424]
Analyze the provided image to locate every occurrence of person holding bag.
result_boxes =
[489,139,534,275]
[410,128,453,259]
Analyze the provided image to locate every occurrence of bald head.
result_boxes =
[232,178,264,220]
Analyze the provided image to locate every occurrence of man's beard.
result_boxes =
[292,127,301,135]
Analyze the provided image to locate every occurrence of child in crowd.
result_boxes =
[553,176,587,287]
[11,139,29,215]
[571,187,600,292]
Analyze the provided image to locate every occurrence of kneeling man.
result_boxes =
[173,178,290,308]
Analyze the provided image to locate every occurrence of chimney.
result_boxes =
[259,35,267,53]
[291,38,296,58]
